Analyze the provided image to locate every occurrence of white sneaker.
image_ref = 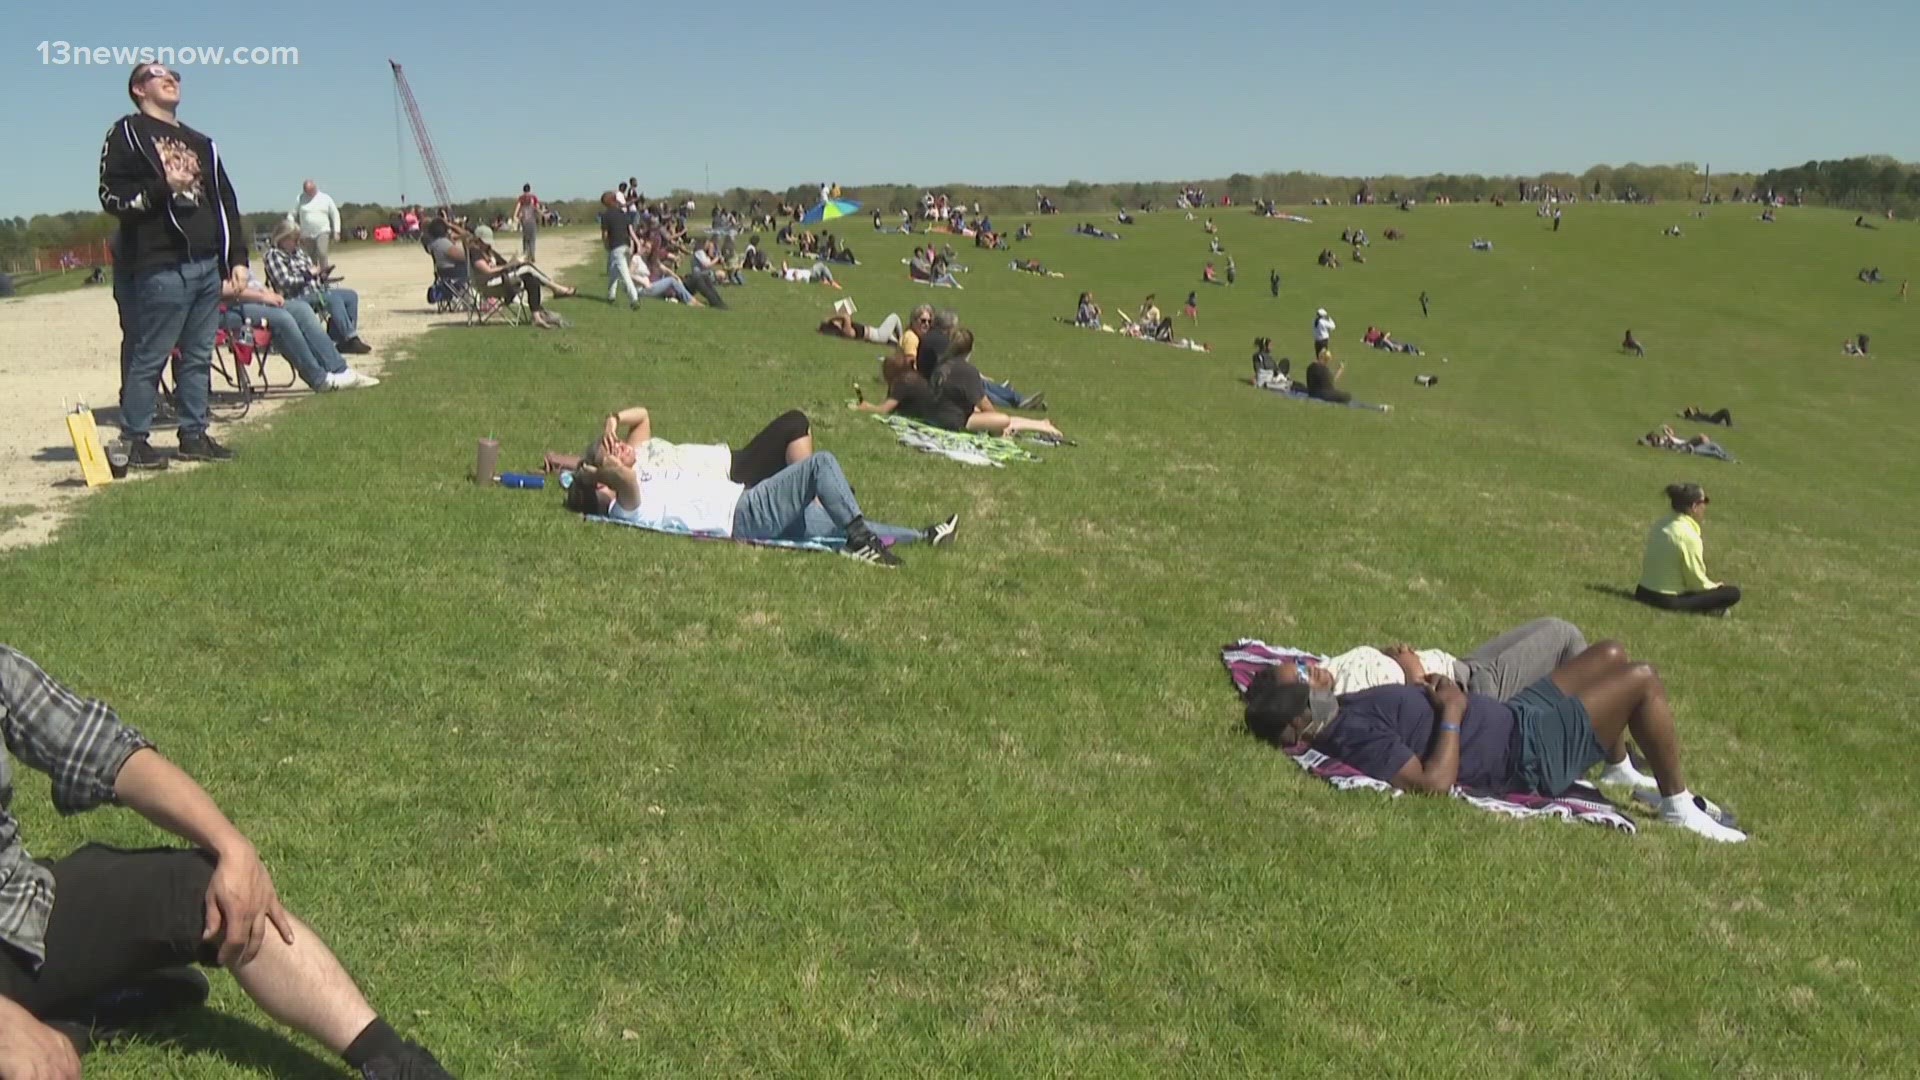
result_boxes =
[345,369,381,388]
[1599,761,1660,791]
[1662,803,1747,843]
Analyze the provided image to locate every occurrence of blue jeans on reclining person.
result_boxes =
[298,286,359,343]
[982,381,1020,408]
[234,301,347,390]
[121,257,222,442]
[642,276,695,304]
[729,452,920,545]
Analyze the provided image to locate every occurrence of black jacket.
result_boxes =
[97,113,248,275]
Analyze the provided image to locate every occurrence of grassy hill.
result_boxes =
[3,202,1916,1077]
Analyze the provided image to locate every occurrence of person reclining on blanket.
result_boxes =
[569,412,955,568]
[773,260,841,288]
[1637,424,1727,456]
[0,645,457,1078]
[558,406,816,513]
[854,352,1064,440]
[1242,642,1748,842]
[819,308,903,346]
[1258,617,1660,792]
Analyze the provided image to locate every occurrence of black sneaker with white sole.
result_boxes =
[840,537,903,567]
[924,515,960,547]
[176,432,234,462]
[125,439,169,471]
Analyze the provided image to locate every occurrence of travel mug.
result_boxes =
[474,438,500,486]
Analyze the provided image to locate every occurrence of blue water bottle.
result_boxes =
[498,472,545,490]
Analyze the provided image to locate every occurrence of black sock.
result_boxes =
[845,516,875,547]
[343,1017,407,1069]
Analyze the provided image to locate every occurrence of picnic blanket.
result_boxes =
[874,414,1040,467]
[1254,381,1392,413]
[1219,639,1637,834]
[584,511,845,553]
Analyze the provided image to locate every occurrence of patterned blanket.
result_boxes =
[875,414,1040,467]
[1220,639,1637,834]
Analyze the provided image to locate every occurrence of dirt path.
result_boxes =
[0,231,598,551]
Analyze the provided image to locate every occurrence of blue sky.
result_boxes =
[8,0,1917,217]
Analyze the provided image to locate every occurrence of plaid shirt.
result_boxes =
[263,244,321,299]
[0,646,154,964]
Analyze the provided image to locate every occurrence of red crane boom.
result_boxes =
[389,59,454,210]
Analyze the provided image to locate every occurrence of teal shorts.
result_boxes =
[1509,677,1606,797]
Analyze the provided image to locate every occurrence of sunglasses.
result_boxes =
[137,66,181,85]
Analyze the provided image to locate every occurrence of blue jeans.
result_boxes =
[983,380,1020,408]
[642,276,694,304]
[234,302,346,390]
[729,453,919,544]
[290,287,358,343]
[121,257,222,440]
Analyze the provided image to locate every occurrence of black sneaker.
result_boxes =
[361,1041,456,1080]
[1016,391,1047,411]
[840,537,903,568]
[342,338,374,355]
[176,432,234,462]
[125,439,170,471]
[924,515,960,547]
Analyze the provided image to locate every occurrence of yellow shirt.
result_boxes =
[899,328,920,359]
[1639,512,1718,595]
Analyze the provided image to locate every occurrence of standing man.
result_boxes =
[291,180,341,270]
[513,183,541,260]
[599,191,641,308]
[1419,289,1430,318]
[99,62,246,466]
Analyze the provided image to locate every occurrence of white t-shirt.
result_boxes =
[1314,315,1337,341]
[1323,646,1460,696]
[610,469,744,534]
[779,267,816,282]
[587,438,732,481]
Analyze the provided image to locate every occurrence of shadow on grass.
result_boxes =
[109,1009,344,1079]
[1585,583,1643,605]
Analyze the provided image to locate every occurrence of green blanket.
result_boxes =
[875,414,1040,466]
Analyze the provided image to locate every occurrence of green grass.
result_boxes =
[3,203,1918,1077]
[2,268,101,298]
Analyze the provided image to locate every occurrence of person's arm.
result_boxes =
[1383,644,1426,684]
[98,121,169,221]
[581,439,640,510]
[1676,524,1720,591]
[112,749,294,966]
[326,195,340,239]
[0,993,83,1080]
[606,406,652,445]
[1387,677,1468,794]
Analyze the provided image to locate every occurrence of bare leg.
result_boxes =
[785,434,814,465]
[1545,642,1635,765]
[1555,663,1688,797]
[227,914,377,1055]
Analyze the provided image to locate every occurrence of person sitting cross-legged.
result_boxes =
[0,645,456,1078]
[1242,642,1747,842]
[1636,482,1740,614]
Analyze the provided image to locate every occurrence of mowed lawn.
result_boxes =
[3,203,1918,1077]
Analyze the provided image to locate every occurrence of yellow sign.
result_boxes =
[65,407,113,487]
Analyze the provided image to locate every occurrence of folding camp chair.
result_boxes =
[466,251,528,327]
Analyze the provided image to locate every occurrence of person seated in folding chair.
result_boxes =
[263,221,372,355]
[466,226,575,330]
[0,644,456,1078]
[220,275,379,392]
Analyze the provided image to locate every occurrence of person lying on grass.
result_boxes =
[1680,406,1732,426]
[555,406,818,512]
[772,260,842,288]
[1010,258,1063,278]
[819,308,904,346]
[572,437,955,567]
[853,352,1065,441]
[1637,425,1727,455]
[1243,641,1747,842]
[1260,617,1660,792]
[0,645,457,1079]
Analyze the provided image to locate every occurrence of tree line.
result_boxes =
[7,157,1916,270]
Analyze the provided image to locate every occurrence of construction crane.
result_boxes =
[389,59,453,210]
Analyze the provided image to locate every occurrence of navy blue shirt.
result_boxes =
[1313,685,1518,791]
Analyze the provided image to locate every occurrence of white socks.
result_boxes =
[1599,758,1658,791]
[1659,789,1748,843]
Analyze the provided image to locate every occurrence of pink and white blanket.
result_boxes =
[1221,639,1637,834]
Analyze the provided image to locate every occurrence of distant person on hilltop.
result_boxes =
[1270,268,1281,298]
[1419,289,1430,317]
[1622,330,1646,357]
